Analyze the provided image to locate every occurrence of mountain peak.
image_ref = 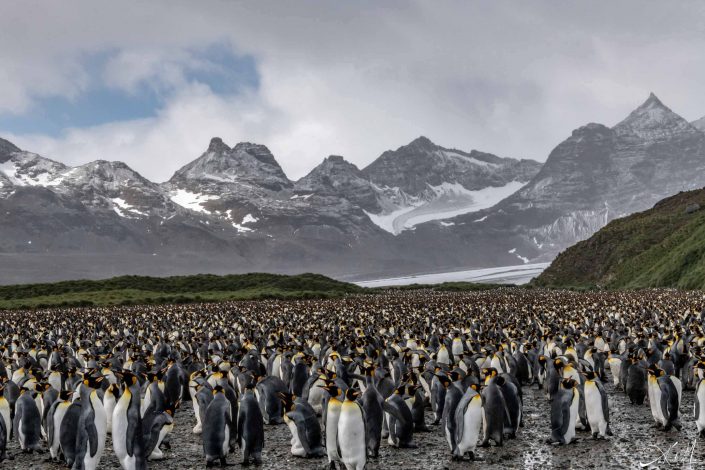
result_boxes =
[643,92,663,107]
[406,136,436,150]
[169,140,291,191]
[208,137,230,153]
[613,93,693,140]
[0,137,20,163]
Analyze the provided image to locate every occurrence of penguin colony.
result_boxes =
[0,287,704,468]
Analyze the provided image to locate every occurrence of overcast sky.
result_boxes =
[2,1,705,182]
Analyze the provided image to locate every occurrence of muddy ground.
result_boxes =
[5,370,705,470]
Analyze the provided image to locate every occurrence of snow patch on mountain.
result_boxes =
[225,210,258,232]
[441,150,499,168]
[367,180,525,235]
[0,157,68,187]
[508,248,530,264]
[112,198,148,218]
[169,189,220,213]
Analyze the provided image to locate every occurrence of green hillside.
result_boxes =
[533,187,705,289]
[0,273,364,309]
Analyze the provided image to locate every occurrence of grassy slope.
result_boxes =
[0,271,515,309]
[534,188,705,289]
[0,273,364,309]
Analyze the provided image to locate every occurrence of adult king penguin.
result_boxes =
[583,371,611,439]
[547,378,579,445]
[74,373,107,470]
[337,388,367,470]
[112,371,147,470]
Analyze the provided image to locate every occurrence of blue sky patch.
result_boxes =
[0,42,259,136]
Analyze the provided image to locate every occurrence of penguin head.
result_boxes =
[82,373,104,390]
[584,371,598,381]
[118,371,140,386]
[319,384,340,398]
[436,375,452,389]
[482,367,498,381]
[561,378,577,389]
[646,364,664,377]
[344,388,360,401]
[59,390,72,401]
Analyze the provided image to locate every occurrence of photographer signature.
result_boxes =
[639,440,702,467]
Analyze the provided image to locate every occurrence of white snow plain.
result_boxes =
[353,262,550,287]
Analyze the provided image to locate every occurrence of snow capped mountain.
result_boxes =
[438,93,705,265]
[0,149,68,191]
[613,93,696,140]
[170,137,291,191]
[360,136,541,234]
[1,92,703,283]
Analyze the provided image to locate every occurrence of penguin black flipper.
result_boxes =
[551,399,570,443]
[87,419,99,457]
[660,381,678,427]
[126,395,141,457]
[597,381,609,424]
[143,412,168,457]
[381,399,411,427]
[46,401,59,453]
[288,410,313,456]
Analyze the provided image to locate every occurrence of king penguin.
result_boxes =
[453,384,482,461]
[0,384,10,462]
[322,383,343,468]
[280,392,326,458]
[337,388,367,470]
[203,385,232,467]
[112,371,147,470]
[583,371,611,439]
[73,373,107,470]
[47,390,73,461]
[13,385,43,453]
[236,383,264,466]
[695,364,705,436]
[547,378,579,445]
[647,365,681,431]
[480,373,507,447]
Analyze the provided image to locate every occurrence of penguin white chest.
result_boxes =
[50,403,70,458]
[112,395,130,461]
[325,401,342,462]
[286,418,305,457]
[84,393,107,470]
[584,383,607,436]
[648,378,665,424]
[565,390,579,443]
[696,381,705,432]
[457,395,482,456]
[337,403,367,470]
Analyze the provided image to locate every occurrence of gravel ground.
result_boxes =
[4,370,705,469]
